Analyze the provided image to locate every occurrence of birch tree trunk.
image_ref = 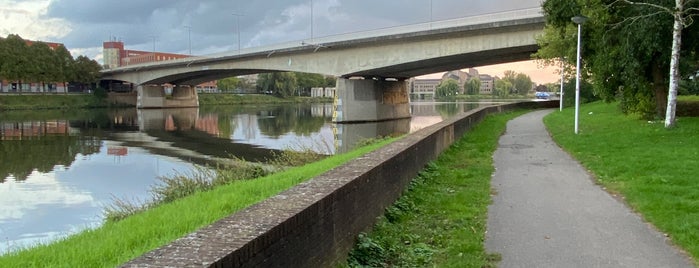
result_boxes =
[665,0,684,128]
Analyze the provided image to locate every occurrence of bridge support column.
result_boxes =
[168,85,199,108]
[136,85,199,108]
[333,78,410,123]
[137,85,166,108]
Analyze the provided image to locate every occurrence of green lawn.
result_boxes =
[0,138,394,267]
[544,101,699,261]
[344,110,528,267]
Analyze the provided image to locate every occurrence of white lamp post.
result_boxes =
[232,13,243,52]
[560,57,564,111]
[572,15,587,134]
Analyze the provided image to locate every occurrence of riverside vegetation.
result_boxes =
[0,137,396,267]
[544,102,699,262]
[344,110,528,267]
[344,101,698,267]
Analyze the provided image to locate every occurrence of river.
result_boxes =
[0,101,500,255]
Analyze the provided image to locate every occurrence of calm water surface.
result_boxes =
[0,101,497,254]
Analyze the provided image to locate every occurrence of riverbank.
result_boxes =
[344,110,527,267]
[0,92,333,111]
[0,137,396,266]
[344,102,698,266]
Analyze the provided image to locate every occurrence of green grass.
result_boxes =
[344,110,528,268]
[0,94,108,110]
[544,101,699,261]
[0,138,396,267]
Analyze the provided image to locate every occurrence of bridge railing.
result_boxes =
[104,7,543,72]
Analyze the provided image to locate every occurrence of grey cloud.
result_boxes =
[44,0,540,59]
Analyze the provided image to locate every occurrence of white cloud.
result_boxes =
[0,0,71,41]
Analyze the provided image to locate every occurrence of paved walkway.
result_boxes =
[485,110,695,268]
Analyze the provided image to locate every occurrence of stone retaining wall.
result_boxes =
[121,100,557,267]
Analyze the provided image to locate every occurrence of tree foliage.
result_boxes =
[0,34,101,92]
[536,0,699,119]
[465,77,481,95]
[256,72,335,98]
[435,79,459,99]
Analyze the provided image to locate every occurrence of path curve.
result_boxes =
[485,109,694,268]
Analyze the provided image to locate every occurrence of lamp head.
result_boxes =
[571,15,588,25]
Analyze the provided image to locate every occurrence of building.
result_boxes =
[103,39,193,69]
[103,39,218,92]
[410,78,441,100]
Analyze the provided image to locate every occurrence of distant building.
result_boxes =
[409,78,441,100]
[311,87,336,98]
[103,39,193,69]
[103,39,217,91]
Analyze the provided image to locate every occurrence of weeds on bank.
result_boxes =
[0,137,396,267]
[104,145,323,222]
[344,110,527,268]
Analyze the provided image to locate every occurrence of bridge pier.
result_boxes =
[333,78,410,123]
[137,85,199,109]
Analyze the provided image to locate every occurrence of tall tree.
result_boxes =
[27,42,55,92]
[514,73,534,95]
[435,79,459,99]
[614,0,699,127]
[1,34,30,92]
[465,77,481,95]
[257,72,298,98]
[53,45,74,91]
[536,0,699,123]
[72,55,102,89]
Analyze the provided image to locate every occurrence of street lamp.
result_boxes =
[571,15,587,134]
[232,13,243,52]
[560,57,564,111]
[310,0,314,42]
[183,25,191,55]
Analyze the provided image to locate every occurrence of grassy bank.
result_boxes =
[0,138,395,267]
[0,94,107,110]
[544,102,699,261]
[344,110,528,267]
[198,93,331,105]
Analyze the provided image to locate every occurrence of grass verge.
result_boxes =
[343,110,528,267]
[544,101,698,262]
[0,138,396,267]
[0,94,108,110]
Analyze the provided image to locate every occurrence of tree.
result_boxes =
[217,77,241,91]
[435,79,459,99]
[257,72,298,98]
[613,0,699,127]
[71,55,102,89]
[465,77,481,95]
[1,34,30,92]
[295,72,325,95]
[54,45,74,91]
[514,73,533,95]
[536,0,699,124]
[494,79,513,97]
[27,42,55,92]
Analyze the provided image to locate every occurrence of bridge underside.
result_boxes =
[343,45,537,79]
[101,14,544,121]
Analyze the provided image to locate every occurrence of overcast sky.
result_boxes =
[1,0,559,83]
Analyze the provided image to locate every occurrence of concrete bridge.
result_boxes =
[101,7,545,122]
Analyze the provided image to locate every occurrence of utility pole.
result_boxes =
[232,13,243,52]
[183,25,192,55]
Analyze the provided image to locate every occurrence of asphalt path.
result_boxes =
[485,109,695,268]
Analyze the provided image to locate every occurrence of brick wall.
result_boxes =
[121,100,558,267]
